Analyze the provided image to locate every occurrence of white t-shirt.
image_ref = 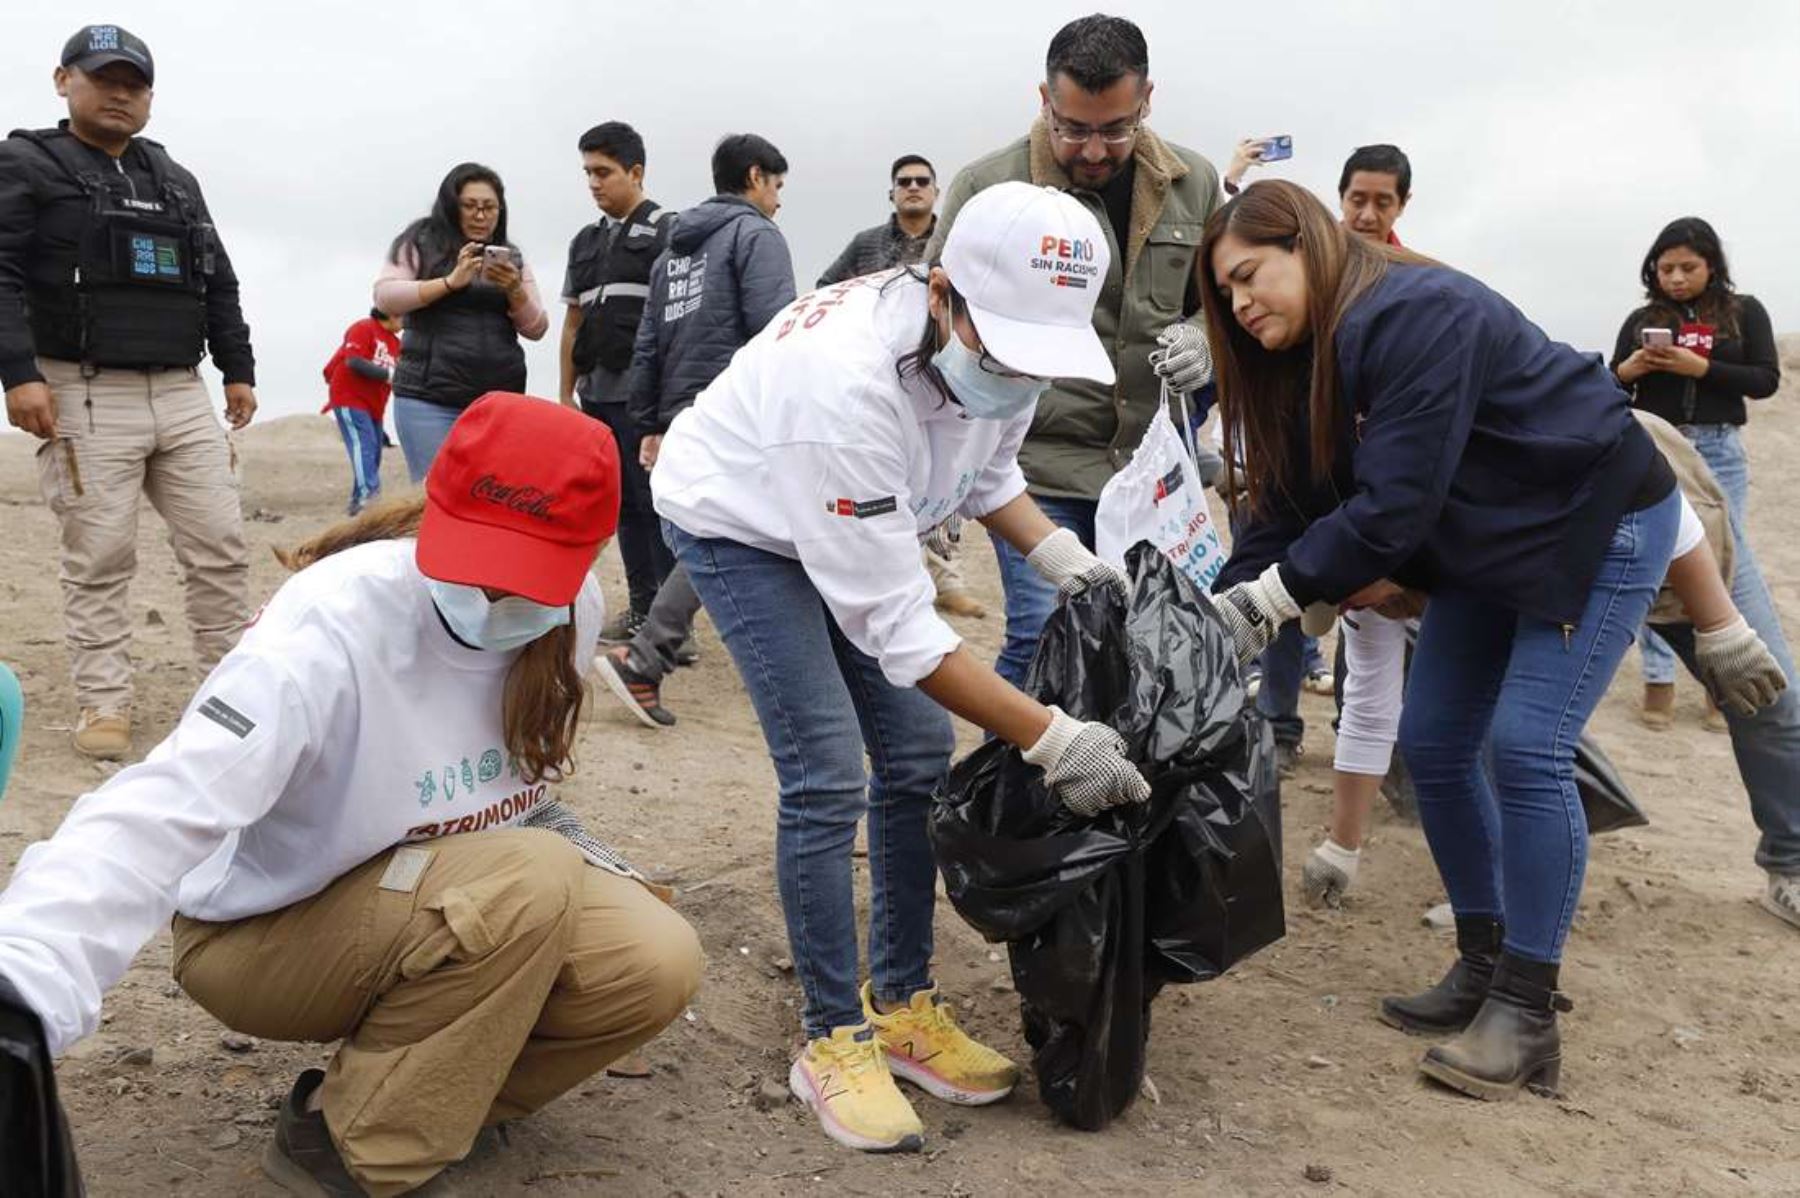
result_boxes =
[0,539,602,1054]
[653,270,1032,687]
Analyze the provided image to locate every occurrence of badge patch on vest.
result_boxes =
[198,696,255,739]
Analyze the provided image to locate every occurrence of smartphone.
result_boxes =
[1640,327,1673,349]
[481,244,522,273]
[1259,135,1294,162]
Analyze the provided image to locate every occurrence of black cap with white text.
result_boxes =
[60,25,154,87]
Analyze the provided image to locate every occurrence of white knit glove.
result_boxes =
[1695,614,1787,717]
[1022,706,1152,817]
[1026,527,1128,597]
[924,515,962,558]
[1149,323,1213,394]
[1302,839,1361,908]
[1213,563,1303,666]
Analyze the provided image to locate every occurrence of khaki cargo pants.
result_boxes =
[172,828,703,1196]
[33,358,249,712]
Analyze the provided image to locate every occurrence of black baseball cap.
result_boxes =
[60,25,154,87]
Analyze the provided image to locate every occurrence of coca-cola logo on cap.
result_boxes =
[470,473,557,522]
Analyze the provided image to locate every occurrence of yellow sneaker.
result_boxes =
[863,982,1018,1106]
[787,1024,923,1153]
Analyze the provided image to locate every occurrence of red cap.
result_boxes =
[417,393,620,605]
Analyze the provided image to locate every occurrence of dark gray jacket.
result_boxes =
[626,195,795,435]
[816,214,935,287]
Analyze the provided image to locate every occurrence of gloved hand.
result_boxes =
[924,515,963,559]
[1302,839,1361,908]
[1022,706,1152,817]
[1026,527,1128,597]
[1149,323,1213,394]
[1695,614,1788,716]
[1213,563,1302,666]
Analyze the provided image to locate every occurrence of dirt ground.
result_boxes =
[4,342,1799,1197]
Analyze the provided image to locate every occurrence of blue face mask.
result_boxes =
[426,579,570,652]
[931,319,1050,421]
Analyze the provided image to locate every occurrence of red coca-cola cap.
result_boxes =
[417,393,620,606]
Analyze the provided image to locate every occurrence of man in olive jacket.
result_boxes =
[927,14,1220,684]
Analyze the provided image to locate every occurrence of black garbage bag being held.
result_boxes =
[0,974,84,1197]
[932,547,1285,1130]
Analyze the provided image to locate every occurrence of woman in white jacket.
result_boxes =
[652,183,1149,1153]
[0,394,702,1196]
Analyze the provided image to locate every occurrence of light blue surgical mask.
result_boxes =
[931,316,1050,421]
[426,579,570,652]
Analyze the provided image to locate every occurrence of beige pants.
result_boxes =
[33,359,249,711]
[173,828,702,1196]
[924,541,969,596]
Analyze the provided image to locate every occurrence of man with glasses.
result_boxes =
[927,13,1220,685]
[818,155,987,619]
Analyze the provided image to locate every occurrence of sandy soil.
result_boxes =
[4,344,1799,1196]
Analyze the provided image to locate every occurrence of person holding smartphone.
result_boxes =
[1611,217,1781,731]
[375,163,549,481]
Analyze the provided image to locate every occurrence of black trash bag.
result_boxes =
[932,546,1285,1130]
[0,975,84,1197]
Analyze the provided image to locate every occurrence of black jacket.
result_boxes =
[1220,266,1665,629]
[816,214,935,287]
[625,195,795,435]
[1610,294,1779,426]
[0,123,255,389]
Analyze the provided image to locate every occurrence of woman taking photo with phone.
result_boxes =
[1611,217,1781,730]
[653,183,1149,1153]
[1202,180,1682,1101]
[376,162,550,481]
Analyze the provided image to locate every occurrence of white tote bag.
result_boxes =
[1095,400,1227,594]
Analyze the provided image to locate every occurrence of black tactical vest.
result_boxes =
[570,199,668,375]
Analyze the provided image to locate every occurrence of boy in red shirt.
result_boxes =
[322,309,403,514]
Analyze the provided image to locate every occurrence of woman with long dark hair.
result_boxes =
[1200,180,1688,1101]
[653,183,1149,1153]
[0,396,702,1193]
[376,163,550,481]
[1612,217,1781,730]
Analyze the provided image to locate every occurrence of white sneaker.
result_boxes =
[1763,873,1800,931]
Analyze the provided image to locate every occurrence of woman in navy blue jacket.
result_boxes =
[1199,181,1685,1101]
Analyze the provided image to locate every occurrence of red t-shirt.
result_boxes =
[322,318,401,421]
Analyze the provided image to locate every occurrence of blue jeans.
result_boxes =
[393,396,463,485]
[991,496,1096,687]
[582,399,672,616]
[1400,492,1679,963]
[667,523,954,1038]
[330,407,382,515]
[1640,424,1749,683]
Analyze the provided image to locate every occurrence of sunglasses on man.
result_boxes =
[893,175,934,190]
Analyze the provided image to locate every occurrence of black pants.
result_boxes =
[582,399,672,615]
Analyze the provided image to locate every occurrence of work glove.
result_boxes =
[1149,323,1213,395]
[1022,706,1152,816]
[1694,614,1787,717]
[924,515,962,559]
[1302,839,1361,908]
[1213,563,1304,666]
[1026,527,1128,597]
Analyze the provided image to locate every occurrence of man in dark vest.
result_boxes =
[559,121,672,640]
[0,25,257,762]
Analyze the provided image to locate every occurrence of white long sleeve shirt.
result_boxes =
[0,539,602,1055]
[652,270,1032,686]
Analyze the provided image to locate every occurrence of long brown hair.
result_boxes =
[1196,180,1437,516]
[279,495,585,785]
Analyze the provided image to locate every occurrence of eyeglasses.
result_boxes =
[460,200,501,216]
[1047,107,1143,147]
[894,175,934,189]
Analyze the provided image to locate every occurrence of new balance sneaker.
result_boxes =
[788,1024,923,1153]
[594,648,675,728]
[862,982,1018,1106]
[263,1069,363,1196]
[598,608,648,647]
[1764,872,1800,931]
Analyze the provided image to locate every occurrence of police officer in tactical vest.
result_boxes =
[0,25,257,761]
[558,121,672,638]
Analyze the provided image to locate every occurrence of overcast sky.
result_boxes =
[4,1,1796,426]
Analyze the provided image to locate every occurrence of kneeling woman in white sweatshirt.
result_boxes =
[653,183,1153,1153]
[0,394,701,1196]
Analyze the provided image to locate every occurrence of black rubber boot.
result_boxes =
[1418,953,1572,1101]
[1378,915,1502,1035]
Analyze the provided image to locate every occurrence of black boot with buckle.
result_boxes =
[1418,952,1572,1101]
[1379,914,1502,1035]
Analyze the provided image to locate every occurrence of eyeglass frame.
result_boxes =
[1044,103,1145,147]
[459,199,502,216]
